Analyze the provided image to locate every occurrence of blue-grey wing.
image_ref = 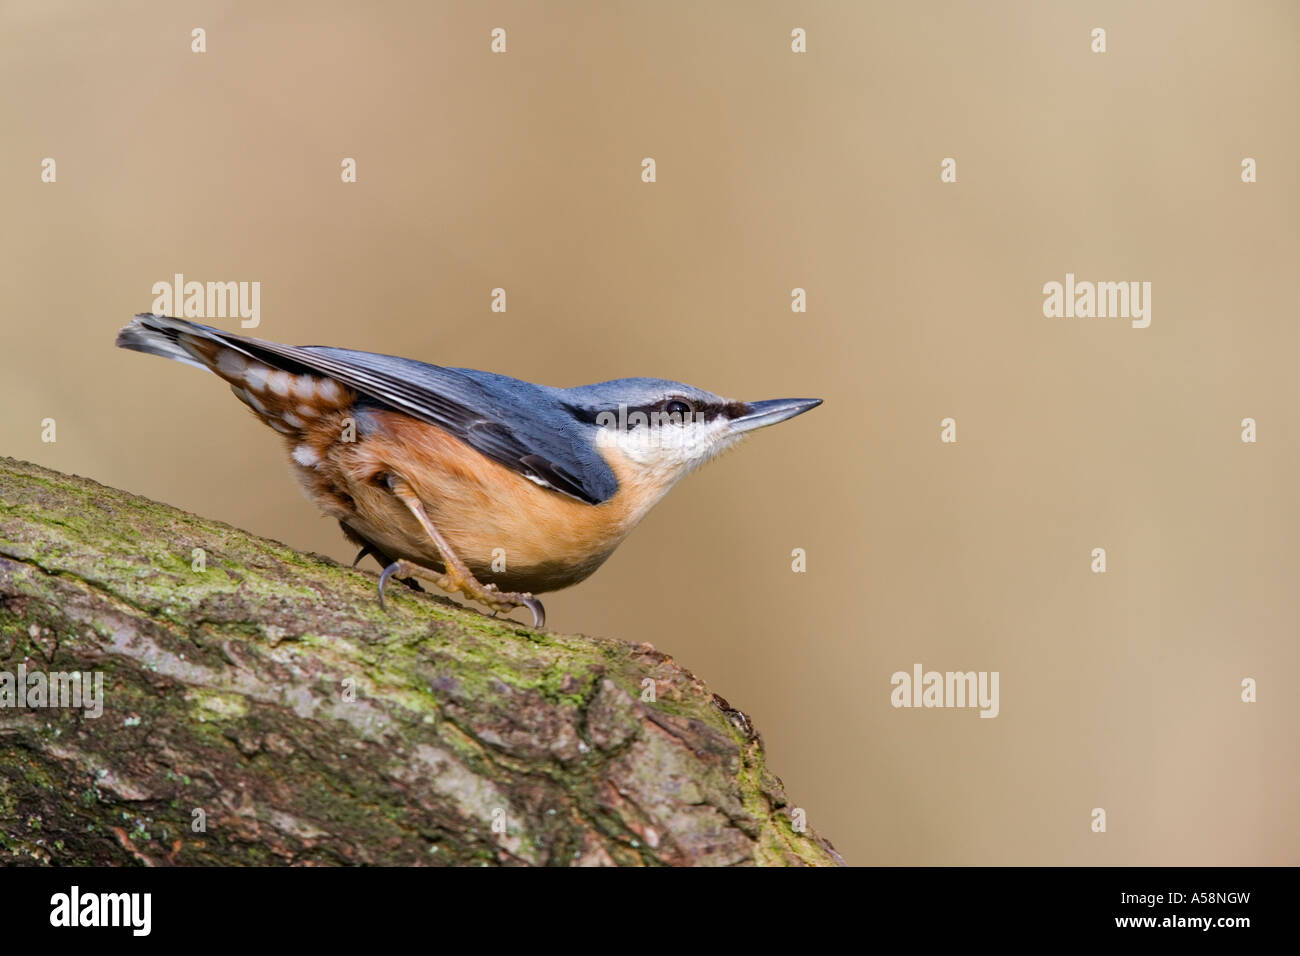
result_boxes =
[141,318,618,504]
[290,346,617,505]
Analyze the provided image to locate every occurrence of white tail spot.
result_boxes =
[216,349,247,378]
[244,364,269,392]
[292,444,320,467]
[267,370,292,397]
[231,385,268,415]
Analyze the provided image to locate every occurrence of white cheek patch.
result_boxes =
[598,418,733,471]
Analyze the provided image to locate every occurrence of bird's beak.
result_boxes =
[728,397,823,434]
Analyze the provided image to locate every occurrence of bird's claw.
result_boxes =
[377,560,545,629]
[377,560,410,610]
[521,595,546,630]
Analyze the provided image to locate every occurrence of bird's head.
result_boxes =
[561,377,822,501]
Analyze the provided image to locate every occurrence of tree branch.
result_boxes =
[0,457,842,866]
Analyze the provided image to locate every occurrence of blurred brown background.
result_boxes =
[2,0,1297,865]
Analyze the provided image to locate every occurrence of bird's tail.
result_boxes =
[115,313,360,447]
[114,313,235,372]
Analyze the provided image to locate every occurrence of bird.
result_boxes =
[115,314,821,629]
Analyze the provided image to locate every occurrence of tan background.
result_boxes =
[2,0,1297,865]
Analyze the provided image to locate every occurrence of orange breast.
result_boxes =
[315,410,659,593]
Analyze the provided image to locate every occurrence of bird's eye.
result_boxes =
[663,398,693,418]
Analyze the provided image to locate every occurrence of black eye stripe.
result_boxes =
[637,399,710,422]
[564,397,749,425]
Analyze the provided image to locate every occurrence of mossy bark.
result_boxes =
[0,457,842,866]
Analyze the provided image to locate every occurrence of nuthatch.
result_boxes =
[116,314,821,628]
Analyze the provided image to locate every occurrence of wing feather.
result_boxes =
[120,315,617,504]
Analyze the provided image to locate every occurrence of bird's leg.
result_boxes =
[380,476,546,629]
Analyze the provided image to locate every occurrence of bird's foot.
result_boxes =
[378,559,545,629]
[355,546,422,591]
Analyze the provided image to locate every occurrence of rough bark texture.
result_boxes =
[0,457,842,866]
